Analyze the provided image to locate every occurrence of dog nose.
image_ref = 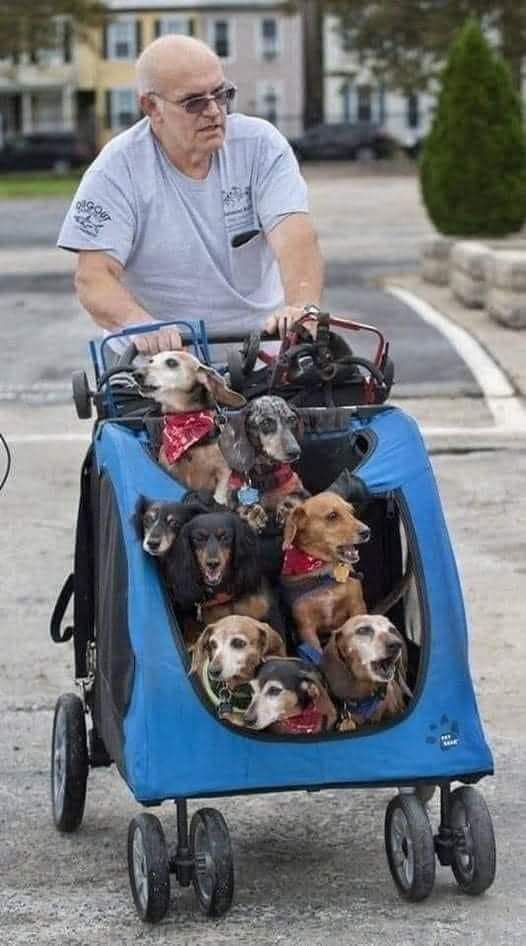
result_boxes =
[207,557,221,569]
[286,447,300,461]
[147,537,161,551]
[133,367,145,383]
[244,707,257,725]
[386,640,402,657]
[358,524,371,543]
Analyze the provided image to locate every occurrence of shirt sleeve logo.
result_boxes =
[73,199,112,237]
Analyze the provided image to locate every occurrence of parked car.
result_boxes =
[0,132,94,172]
[289,122,396,161]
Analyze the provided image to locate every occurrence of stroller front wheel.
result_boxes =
[385,794,436,901]
[127,814,170,922]
[190,807,234,917]
[450,786,496,895]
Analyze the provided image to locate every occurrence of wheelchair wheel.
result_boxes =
[450,786,496,895]
[127,814,170,923]
[385,794,436,901]
[190,807,234,917]
[51,693,89,833]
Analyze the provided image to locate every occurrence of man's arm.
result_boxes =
[74,251,182,352]
[264,213,324,337]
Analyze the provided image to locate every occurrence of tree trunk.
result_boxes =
[302,0,324,128]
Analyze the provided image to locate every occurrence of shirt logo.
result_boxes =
[73,199,112,237]
[222,185,255,234]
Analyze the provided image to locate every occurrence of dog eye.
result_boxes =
[355,625,373,636]
[230,638,247,649]
[193,532,207,544]
[266,685,282,697]
[326,510,339,522]
[165,357,179,369]
[209,640,218,651]
[261,418,276,434]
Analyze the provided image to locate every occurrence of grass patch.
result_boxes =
[0,171,84,199]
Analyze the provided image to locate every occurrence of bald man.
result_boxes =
[57,35,323,356]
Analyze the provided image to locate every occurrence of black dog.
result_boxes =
[170,511,284,632]
[133,492,216,557]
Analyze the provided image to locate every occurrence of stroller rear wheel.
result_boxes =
[190,807,234,917]
[127,814,170,922]
[50,693,89,833]
[385,794,436,901]
[450,786,496,895]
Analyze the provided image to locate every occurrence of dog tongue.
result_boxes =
[273,704,324,735]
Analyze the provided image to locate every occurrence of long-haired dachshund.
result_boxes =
[134,350,245,504]
[221,395,309,515]
[133,493,215,556]
[280,491,371,653]
[169,510,283,631]
[243,657,337,734]
[322,615,410,732]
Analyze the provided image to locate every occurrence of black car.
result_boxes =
[290,122,395,161]
[0,132,94,172]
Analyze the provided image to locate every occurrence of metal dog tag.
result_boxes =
[333,562,351,583]
[238,486,260,505]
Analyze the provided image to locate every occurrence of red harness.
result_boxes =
[281,546,325,576]
[273,703,325,735]
[162,411,216,464]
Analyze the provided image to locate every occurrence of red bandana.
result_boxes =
[162,411,215,464]
[273,704,324,735]
[281,546,325,576]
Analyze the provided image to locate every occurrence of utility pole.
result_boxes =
[301,0,324,129]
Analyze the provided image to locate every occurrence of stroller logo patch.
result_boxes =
[426,715,459,751]
[74,199,112,237]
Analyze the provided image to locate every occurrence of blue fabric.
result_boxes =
[94,406,494,803]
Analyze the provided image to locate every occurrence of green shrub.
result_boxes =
[420,18,526,237]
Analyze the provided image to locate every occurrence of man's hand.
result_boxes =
[132,325,183,355]
[264,305,306,339]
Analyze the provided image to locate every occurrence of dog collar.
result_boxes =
[162,411,217,464]
[281,546,326,576]
[196,591,233,622]
[251,464,300,494]
[342,688,387,722]
[201,659,253,719]
[273,703,325,735]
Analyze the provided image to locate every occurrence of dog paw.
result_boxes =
[337,716,357,733]
[238,503,268,533]
[425,714,460,751]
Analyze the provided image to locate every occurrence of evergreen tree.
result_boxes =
[420,18,526,237]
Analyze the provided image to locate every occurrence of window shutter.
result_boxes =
[154,19,161,38]
[135,20,142,55]
[102,22,108,59]
[105,90,112,129]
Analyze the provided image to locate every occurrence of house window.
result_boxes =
[34,17,70,66]
[108,88,137,130]
[107,20,137,60]
[406,92,420,129]
[155,17,194,38]
[257,82,282,125]
[31,91,63,130]
[211,20,231,59]
[357,85,372,122]
[259,18,279,60]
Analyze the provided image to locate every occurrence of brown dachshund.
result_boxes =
[323,615,409,732]
[280,492,371,652]
[134,350,245,504]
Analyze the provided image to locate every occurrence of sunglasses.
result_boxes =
[149,84,237,115]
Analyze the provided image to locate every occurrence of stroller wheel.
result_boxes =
[127,814,170,923]
[385,794,436,901]
[72,370,92,419]
[50,693,89,833]
[450,786,496,895]
[190,807,234,917]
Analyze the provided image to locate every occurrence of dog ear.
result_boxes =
[231,516,260,595]
[190,624,214,676]
[218,409,255,473]
[131,495,149,540]
[170,523,206,609]
[291,406,304,443]
[282,505,306,550]
[257,623,286,658]
[196,365,246,408]
[332,626,348,662]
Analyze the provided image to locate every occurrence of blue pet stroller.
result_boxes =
[50,312,495,922]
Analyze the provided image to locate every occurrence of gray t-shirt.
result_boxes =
[57,113,309,345]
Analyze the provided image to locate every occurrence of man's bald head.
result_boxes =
[136,35,221,96]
